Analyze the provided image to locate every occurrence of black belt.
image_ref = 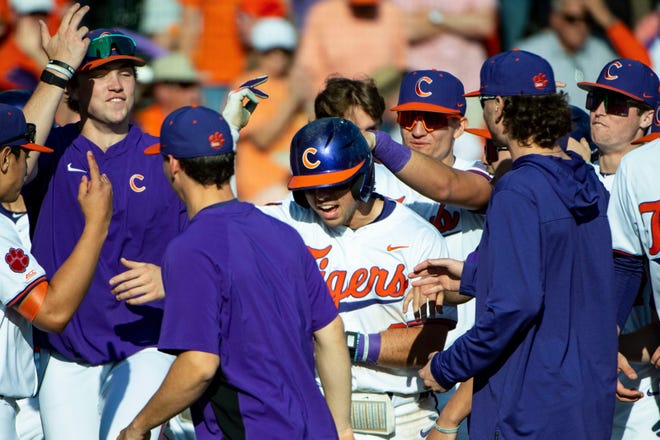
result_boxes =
[386,391,432,401]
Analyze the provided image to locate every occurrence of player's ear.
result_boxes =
[0,146,12,173]
[640,108,654,131]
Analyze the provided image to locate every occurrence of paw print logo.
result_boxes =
[533,73,548,90]
[209,132,225,150]
[5,248,29,273]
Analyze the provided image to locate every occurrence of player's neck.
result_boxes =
[346,196,384,230]
[183,184,235,219]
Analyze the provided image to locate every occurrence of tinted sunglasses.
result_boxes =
[0,123,36,146]
[560,12,588,24]
[585,90,647,116]
[86,34,137,59]
[397,111,458,132]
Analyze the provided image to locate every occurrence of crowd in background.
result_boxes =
[3,0,660,204]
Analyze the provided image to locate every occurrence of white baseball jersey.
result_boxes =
[261,197,451,394]
[608,139,660,318]
[591,162,615,192]
[374,158,489,346]
[0,210,44,398]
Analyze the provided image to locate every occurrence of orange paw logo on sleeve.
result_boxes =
[5,248,29,273]
[209,132,225,150]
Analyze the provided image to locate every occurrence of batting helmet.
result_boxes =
[288,117,375,208]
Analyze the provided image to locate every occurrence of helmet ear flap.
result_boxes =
[351,174,365,202]
[293,190,310,208]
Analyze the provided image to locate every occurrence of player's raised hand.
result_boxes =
[402,286,442,319]
[222,87,261,130]
[109,258,165,305]
[39,2,90,70]
[419,351,447,393]
[616,352,643,402]
[78,151,112,229]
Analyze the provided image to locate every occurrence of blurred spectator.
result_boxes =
[234,17,308,204]
[134,52,202,136]
[237,0,287,44]
[516,0,650,109]
[139,0,181,50]
[179,0,247,111]
[0,0,53,90]
[294,0,407,104]
[79,0,142,31]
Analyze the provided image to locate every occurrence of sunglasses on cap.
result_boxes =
[0,123,36,147]
[397,111,458,133]
[585,90,649,117]
[86,33,137,59]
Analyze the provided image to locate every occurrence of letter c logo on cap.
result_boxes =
[415,77,433,98]
[605,61,622,81]
[302,147,320,169]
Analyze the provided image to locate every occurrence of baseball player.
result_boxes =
[0,103,112,440]
[576,59,658,191]
[420,49,617,439]
[260,117,453,439]
[118,106,353,440]
[20,6,189,438]
[608,115,660,438]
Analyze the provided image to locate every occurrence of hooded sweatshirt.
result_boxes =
[432,151,617,439]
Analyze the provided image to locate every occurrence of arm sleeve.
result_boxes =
[158,243,220,355]
[459,249,478,298]
[432,190,544,388]
[614,251,645,328]
[606,21,652,66]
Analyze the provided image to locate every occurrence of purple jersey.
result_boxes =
[158,200,338,440]
[32,125,187,365]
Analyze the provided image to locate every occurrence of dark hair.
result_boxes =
[167,153,235,188]
[66,64,138,113]
[501,93,572,148]
[7,145,22,159]
[314,77,385,126]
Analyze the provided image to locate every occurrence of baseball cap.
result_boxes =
[577,59,659,108]
[145,106,233,158]
[250,18,297,52]
[464,127,492,139]
[10,0,52,14]
[465,49,556,97]
[79,29,146,72]
[392,70,466,115]
[632,105,660,144]
[151,53,199,84]
[0,104,52,153]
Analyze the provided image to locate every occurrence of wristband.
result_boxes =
[432,423,459,434]
[40,70,68,89]
[373,131,412,173]
[346,331,381,364]
[49,59,76,76]
[45,63,73,80]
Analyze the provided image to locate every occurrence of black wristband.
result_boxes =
[49,59,76,76]
[40,70,68,89]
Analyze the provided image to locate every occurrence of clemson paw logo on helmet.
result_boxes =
[533,73,548,90]
[5,248,29,273]
[209,132,225,150]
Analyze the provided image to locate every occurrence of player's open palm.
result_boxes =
[40,3,90,69]
[78,151,112,230]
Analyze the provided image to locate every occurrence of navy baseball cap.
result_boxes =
[392,70,466,115]
[577,59,659,108]
[145,106,233,158]
[0,104,52,153]
[79,29,146,72]
[465,49,556,97]
[632,104,660,144]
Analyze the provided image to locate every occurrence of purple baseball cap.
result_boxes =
[0,104,52,153]
[632,104,660,144]
[145,106,233,157]
[392,70,466,115]
[577,59,659,108]
[79,29,146,72]
[465,49,556,97]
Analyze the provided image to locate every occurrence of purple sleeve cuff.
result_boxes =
[373,131,412,174]
[431,352,456,390]
[355,332,381,364]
